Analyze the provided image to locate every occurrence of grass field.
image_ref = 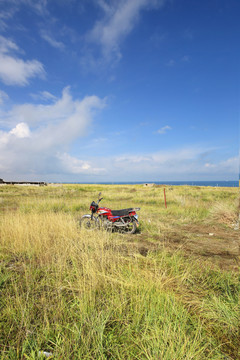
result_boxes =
[0,184,239,359]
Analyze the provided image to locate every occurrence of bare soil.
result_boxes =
[123,224,239,271]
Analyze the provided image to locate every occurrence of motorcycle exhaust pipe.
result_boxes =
[114,222,129,227]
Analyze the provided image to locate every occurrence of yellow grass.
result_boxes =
[0,184,239,359]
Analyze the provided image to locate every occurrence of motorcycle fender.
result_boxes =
[133,215,139,226]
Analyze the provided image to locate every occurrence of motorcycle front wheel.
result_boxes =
[80,215,99,230]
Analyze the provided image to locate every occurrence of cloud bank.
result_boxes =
[0,87,237,181]
[0,87,106,180]
[107,150,238,181]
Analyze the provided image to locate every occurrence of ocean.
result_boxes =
[75,181,239,188]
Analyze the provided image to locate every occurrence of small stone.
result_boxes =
[38,351,53,358]
[209,233,214,236]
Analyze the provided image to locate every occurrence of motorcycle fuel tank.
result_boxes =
[97,207,111,215]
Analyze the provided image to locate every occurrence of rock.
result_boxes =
[38,351,53,358]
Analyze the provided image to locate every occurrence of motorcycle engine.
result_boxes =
[102,218,113,230]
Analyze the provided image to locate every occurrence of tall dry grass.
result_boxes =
[0,184,239,359]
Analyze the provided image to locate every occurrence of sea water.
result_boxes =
[72,181,239,187]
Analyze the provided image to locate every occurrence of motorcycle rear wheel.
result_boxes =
[122,220,137,234]
[80,215,99,230]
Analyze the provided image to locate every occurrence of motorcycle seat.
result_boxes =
[111,208,135,216]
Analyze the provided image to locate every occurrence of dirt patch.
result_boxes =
[181,224,239,244]
[0,206,19,212]
[127,224,239,271]
[167,225,239,270]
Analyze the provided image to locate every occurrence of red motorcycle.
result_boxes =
[80,193,140,234]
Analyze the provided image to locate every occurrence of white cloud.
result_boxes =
[0,90,9,104]
[6,86,105,136]
[220,157,239,170]
[205,163,216,168]
[157,125,172,134]
[114,148,200,171]
[0,35,19,53]
[23,0,48,15]
[0,35,45,86]
[40,91,57,101]
[1,0,49,16]
[0,55,44,86]
[40,30,65,50]
[107,149,239,181]
[10,122,30,138]
[0,122,30,148]
[83,137,108,149]
[86,0,165,63]
[58,153,105,175]
[30,90,58,102]
[0,87,106,179]
[0,111,237,180]
[115,155,151,163]
[0,5,18,30]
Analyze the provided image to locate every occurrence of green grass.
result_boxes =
[0,184,239,359]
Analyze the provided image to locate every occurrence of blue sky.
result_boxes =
[0,0,238,182]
